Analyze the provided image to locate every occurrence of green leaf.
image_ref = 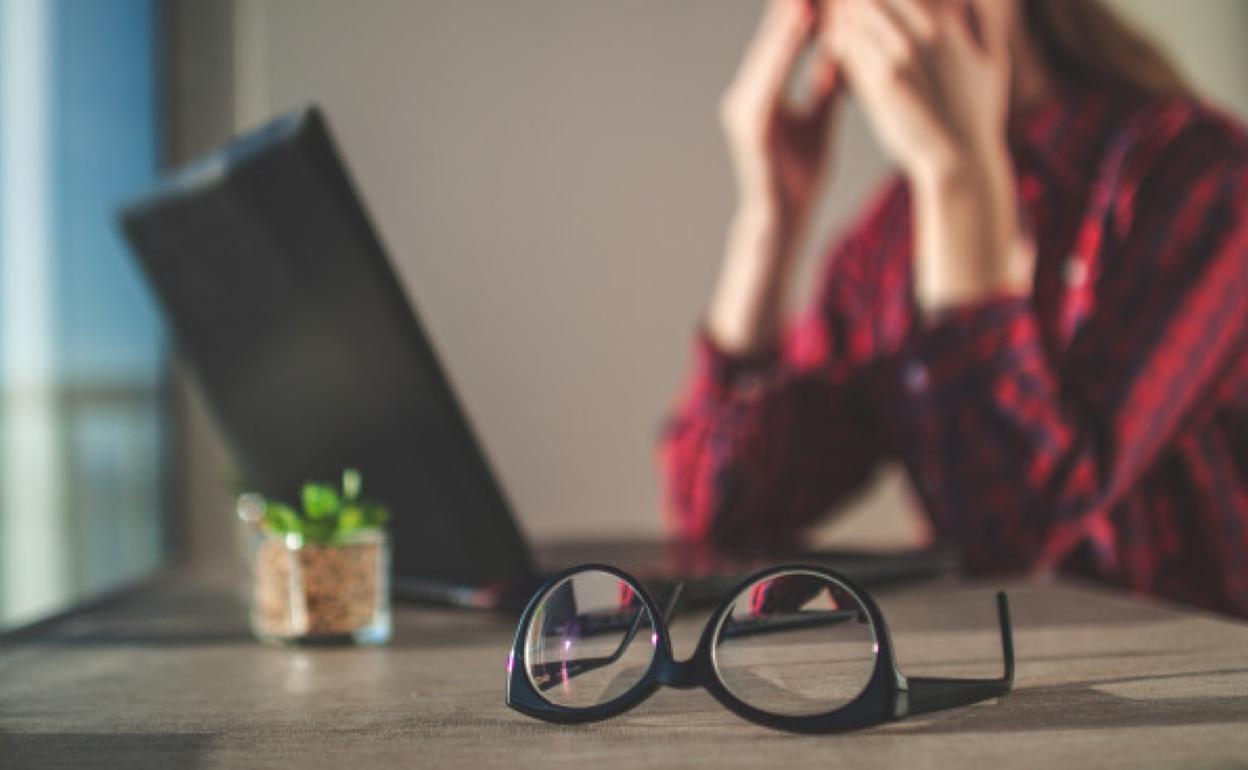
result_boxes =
[363,503,391,528]
[302,483,340,519]
[263,502,302,535]
[342,468,361,501]
[337,505,365,534]
[303,517,336,543]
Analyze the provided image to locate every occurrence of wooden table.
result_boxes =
[2,575,1246,769]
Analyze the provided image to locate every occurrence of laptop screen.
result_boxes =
[120,106,533,586]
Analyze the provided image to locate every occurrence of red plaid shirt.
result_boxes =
[661,84,1248,617]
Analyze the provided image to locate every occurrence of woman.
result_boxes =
[661,0,1248,616]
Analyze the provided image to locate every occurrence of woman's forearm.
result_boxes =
[705,0,841,356]
[704,201,804,357]
[911,149,1031,316]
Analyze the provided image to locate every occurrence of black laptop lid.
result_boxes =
[120,106,534,586]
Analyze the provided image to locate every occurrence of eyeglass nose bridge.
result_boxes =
[654,654,705,690]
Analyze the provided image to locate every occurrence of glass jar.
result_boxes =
[246,528,391,645]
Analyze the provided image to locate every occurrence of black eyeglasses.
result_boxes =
[506,564,1013,733]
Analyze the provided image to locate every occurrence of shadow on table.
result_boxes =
[876,581,1201,634]
[9,614,514,651]
[19,627,256,648]
[890,668,1248,735]
[901,645,1227,674]
[0,585,254,649]
[0,732,213,770]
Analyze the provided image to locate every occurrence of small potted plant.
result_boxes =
[237,468,391,645]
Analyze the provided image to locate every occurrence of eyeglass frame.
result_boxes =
[505,563,1014,734]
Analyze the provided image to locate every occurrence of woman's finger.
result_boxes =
[811,53,843,102]
[796,53,843,124]
[935,0,995,62]
[882,0,937,45]
[966,0,1008,60]
[733,0,818,110]
[844,0,911,63]
[834,0,896,93]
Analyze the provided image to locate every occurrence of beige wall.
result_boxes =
[175,1,1248,571]
[225,0,897,548]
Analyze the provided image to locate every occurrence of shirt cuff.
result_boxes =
[901,296,1054,401]
[694,328,782,395]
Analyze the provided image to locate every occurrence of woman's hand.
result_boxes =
[825,0,1009,181]
[721,0,842,233]
[706,0,843,356]
[825,0,1031,312]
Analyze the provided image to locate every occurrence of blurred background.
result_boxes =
[2,0,1246,631]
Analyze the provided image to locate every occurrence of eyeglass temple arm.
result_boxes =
[531,582,686,692]
[903,592,1015,717]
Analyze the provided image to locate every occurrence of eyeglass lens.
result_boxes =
[712,571,878,716]
[524,569,658,708]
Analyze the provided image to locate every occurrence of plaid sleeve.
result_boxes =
[659,323,879,545]
[904,105,1248,576]
[658,183,907,545]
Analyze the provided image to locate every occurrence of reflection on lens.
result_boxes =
[712,571,877,717]
[524,570,657,708]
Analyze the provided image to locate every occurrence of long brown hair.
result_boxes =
[1024,0,1192,98]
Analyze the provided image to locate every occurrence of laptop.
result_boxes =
[119,106,952,611]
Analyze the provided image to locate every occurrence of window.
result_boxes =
[0,0,165,630]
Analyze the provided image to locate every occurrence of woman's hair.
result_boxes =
[1024,0,1192,98]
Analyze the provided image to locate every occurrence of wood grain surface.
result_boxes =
[2,575,1246,769]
